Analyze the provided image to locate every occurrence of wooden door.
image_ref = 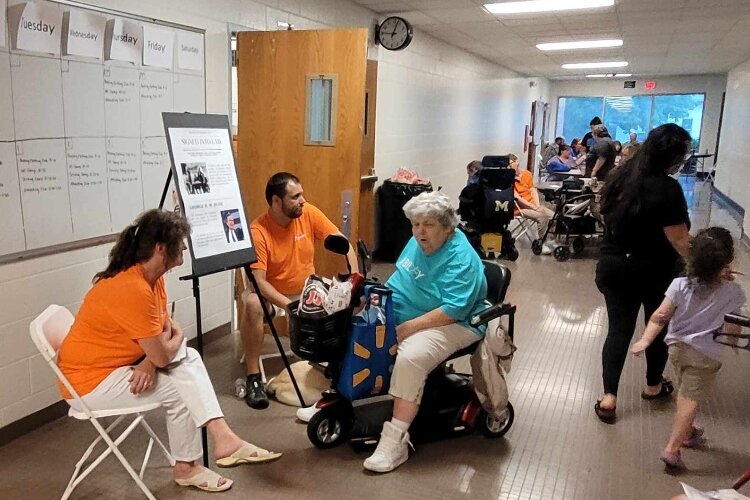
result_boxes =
[358,59,378,251]
[237,29,368,279]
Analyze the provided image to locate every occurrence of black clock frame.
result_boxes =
[376,16,413,51]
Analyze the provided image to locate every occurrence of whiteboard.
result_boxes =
[0,0,206,262]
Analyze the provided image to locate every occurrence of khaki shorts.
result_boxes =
[389,323,480,404]
[241,286,299,321]
[668,342,722,401]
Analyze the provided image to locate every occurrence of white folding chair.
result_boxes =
[510,200,537,244]
[29,305,175,500]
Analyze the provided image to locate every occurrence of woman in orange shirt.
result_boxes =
[57,209,280,493]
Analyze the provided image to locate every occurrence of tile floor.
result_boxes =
[1,181,749,500]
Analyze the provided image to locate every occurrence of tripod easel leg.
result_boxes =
[244,266,307,408]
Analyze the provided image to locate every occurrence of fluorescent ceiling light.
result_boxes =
[562,61,628,69]
[485,0,614,15]
[537,39,622,51]
[586,72,634,78]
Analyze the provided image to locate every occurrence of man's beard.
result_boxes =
[284,204,303,219]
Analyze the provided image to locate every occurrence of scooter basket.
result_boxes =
[288,300,352,362]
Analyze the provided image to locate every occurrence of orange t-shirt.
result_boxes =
[515,170,535,205]
[250,203,339,295]
[57,265,167,399]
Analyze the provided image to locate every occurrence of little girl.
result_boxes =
[631,226,746,470]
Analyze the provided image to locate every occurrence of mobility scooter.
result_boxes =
[288,235,516,449]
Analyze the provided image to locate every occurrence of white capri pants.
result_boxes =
[389,323,480,404]
[67,347,223,462]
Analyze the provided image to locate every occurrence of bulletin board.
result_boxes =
[0,0,206,263]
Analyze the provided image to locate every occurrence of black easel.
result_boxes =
[158,161,307,466]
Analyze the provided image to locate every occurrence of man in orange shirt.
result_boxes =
[509,154,555,255]
[240,172,357,409]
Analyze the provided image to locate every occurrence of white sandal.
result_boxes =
[215,442,282,467]
[175,468,233,492]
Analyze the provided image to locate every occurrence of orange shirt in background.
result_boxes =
[515,170,536,205]
[250,203,339,295]
[57,265,167,399]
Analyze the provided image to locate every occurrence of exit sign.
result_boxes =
[645,81,657,90]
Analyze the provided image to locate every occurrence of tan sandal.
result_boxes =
[175,468,233,492]
[216,442,282,467]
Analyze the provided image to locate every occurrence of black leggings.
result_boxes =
[596,254,676,396]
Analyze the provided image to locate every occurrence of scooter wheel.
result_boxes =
[478,402,514,438]
[307,406,351,449]
[553,245,571,262]
[531,240,543,255]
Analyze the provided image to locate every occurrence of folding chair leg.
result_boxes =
[66,415,157,500]
[139,439,154,479]
[63,415,127,499]
[140,419,175,466]
[259,351,295,383]
[71,416,143,489]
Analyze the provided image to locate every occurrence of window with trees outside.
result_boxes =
[556,93,705,151]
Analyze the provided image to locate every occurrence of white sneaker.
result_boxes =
[296,405,320,423]
[363,421,411,473]
[542,241,555,255]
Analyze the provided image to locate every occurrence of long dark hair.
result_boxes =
[600,123,691,232]
[94,209,190,283]
[688,226,734,288]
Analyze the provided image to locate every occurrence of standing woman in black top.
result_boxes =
[594,124,692,423]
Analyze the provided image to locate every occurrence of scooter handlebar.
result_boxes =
[470,303,516,328]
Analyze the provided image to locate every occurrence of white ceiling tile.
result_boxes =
[428,6,496,23]
[616,0,688,12]
[383,10,438,25]
[350,1,412,13]
[409,0,478,8]
[349,0,750,77]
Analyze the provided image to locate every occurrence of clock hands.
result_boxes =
[379,17,412,50]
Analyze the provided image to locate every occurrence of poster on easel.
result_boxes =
[163,112,256,277]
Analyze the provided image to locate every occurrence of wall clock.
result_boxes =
[377,16,413,51]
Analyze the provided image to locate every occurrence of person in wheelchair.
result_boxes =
[364,191,488,473]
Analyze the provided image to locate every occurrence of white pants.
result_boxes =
[67,348,223,462]
[389,324,480,404]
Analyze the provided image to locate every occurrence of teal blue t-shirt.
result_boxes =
[385,230,488,335]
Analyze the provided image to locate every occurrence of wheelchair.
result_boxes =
[459,159,520,261]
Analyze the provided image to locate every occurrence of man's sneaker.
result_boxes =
[296,405,320,423]
[363,421,411,473]
[541,241,554,255]
[245,374,269,409]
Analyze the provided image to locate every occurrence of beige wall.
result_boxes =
[0,0,543,427]
[714,59,750,234]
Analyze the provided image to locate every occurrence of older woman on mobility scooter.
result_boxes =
[364,191,489,473]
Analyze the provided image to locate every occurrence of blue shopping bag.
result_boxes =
[337,285,398,401]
